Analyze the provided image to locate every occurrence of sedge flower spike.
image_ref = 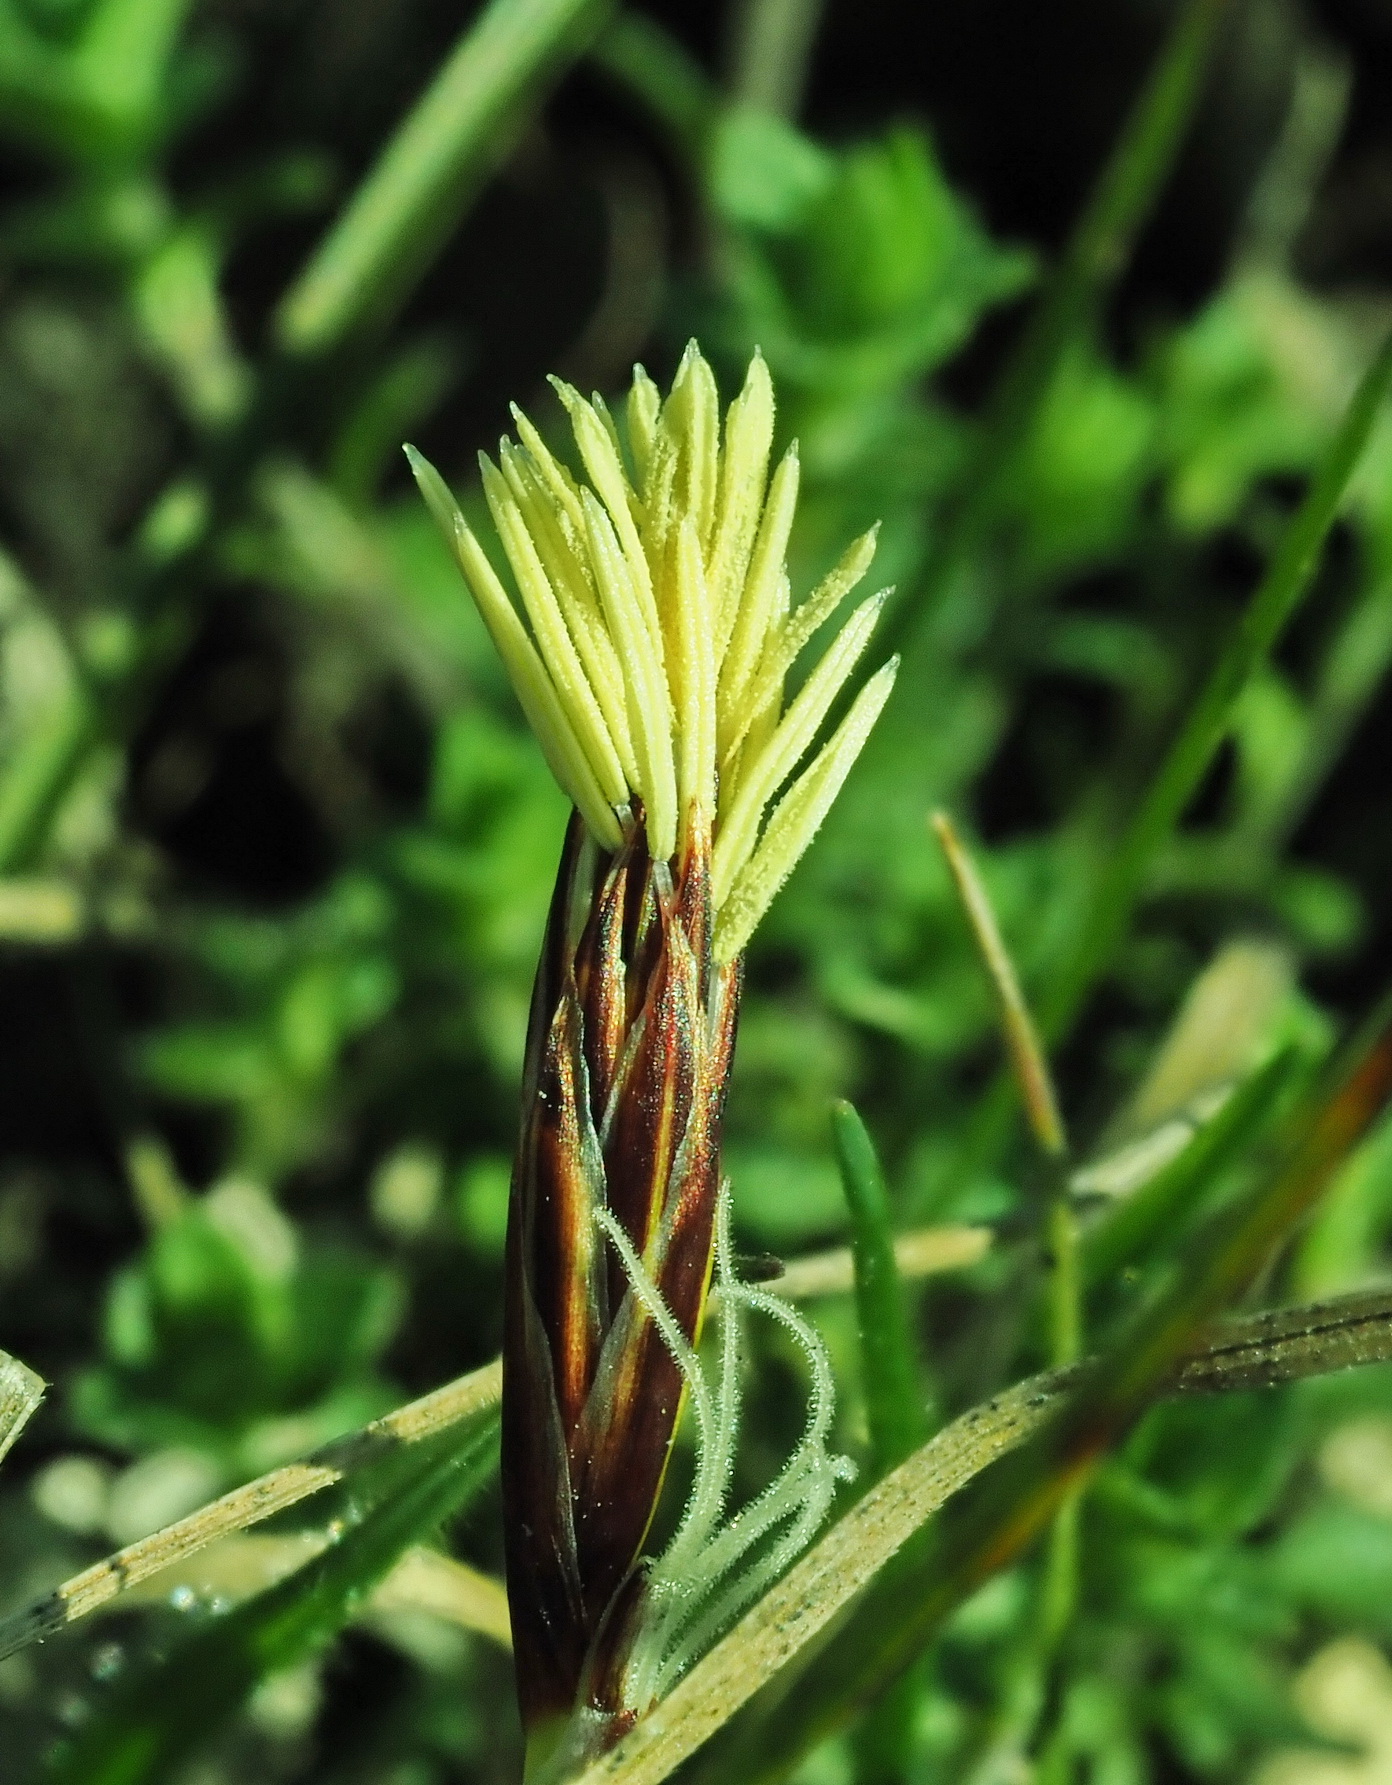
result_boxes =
[408,344,895,1773]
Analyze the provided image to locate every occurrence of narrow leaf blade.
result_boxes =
[46,1408,500,1785]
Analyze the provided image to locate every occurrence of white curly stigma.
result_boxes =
[592,1184,855,1713]
[408,343,897,962]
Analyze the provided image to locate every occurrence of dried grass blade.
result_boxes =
[0,1358,501,1663]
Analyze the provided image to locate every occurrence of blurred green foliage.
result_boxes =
[2,0,1392,1782]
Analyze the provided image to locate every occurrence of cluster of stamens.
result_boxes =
[408,341,896,962]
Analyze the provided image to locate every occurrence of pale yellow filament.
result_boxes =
[407,345,898,957]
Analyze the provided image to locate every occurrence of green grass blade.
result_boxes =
[832,1101,929,1476]
[567,1286,1392,1785]
[831,1101,932,1781]
[1177,1285,1392,1392]
[275,0,611,358]
[691,998,1392,1783]
[0,1361,502,1662]
[46,1409,500,1785]
[883,0,1232,654]
[1044,324,1392,1039]
[727,0,827,119]
[1082,1044,1305,1293]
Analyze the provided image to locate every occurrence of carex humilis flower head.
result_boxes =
[409,343,896,1776]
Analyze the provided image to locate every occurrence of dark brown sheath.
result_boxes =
[502,809,741,1743]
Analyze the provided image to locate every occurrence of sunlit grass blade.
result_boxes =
[45,1402,500,1785]
[831,1101,929,1477]
[568,1282,1392,1785]
[0,1360,501,1664]
[95,1533,511,1651]
[882,0,1233,654]
[675,993,1392,1784]
[1082,1044,1305,1294]
[933,812,1066,1159]
[571,1368,1079,1785]
[1176,1284,1392,1392]
[275,0,611,356]
[1075,938,1296,1194]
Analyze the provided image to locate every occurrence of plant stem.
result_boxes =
[726,0,826,119]
[275,0,611,358]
